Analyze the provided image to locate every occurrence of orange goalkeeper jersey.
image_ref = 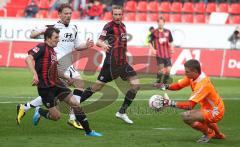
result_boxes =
[177,73,224,111]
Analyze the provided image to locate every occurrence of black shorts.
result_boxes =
[38,86,71,108]
[156,57,172,67]
[97,63,137,83]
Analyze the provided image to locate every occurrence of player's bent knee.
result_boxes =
[92,83,104,92]
[191,121,201,128]
[132,84,140,91]
[181,112,191,124]
[51,113,61,121]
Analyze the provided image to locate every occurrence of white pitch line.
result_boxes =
[153,128,175,130]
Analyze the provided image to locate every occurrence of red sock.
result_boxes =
[207,123,220,135]
[191,121,211,135]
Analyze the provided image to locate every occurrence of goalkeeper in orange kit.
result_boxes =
[154,59,225,143]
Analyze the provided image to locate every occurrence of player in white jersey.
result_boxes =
[17,4,91,129]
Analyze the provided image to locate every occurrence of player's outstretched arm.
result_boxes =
[25,55,39,86]
[96,39,111,52]
[30,30,45,39]
[154,82,183,91]
[163,97,196,110]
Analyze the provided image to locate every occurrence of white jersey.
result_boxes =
[53,21,81,60]
[53,22,81,72]
[33,21,82,73]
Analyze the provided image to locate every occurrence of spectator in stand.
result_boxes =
[72,0,88,11]
[51,0,71,11]
[86,0,103,20]
[101,0,113,12]
[24,0,39,18]
[229,26,240,49]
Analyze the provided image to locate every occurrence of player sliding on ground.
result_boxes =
[24,27,102,137]
[154,59,225,143]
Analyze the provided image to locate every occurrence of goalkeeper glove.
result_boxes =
[162,93,176,107]
[153,83,169,91]
[162,98,176,107]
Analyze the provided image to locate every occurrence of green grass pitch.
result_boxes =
[0,68,240,147]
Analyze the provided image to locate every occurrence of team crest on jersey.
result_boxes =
[101,30,107,36]
[32,47,40,53]
[121,33,127,41]
[51,54,57,62]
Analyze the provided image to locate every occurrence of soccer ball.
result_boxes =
[148,94,164,110]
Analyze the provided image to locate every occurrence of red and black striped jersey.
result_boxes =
[99,21,127,66]
[150,28,173,58]
[28,43,58,88]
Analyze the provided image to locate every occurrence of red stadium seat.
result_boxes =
[170,14,182,23]
[137,1,147,12]
[72,11,80,19]
[124,12,136,21]
[182,2,194,13]
[182,14,194,23]
[49,10,58,19]
[218,3,229,13]
[206,3,216,14]
[136,13,147,21]
[148,1,159,13]
[159,2,171,13]
[36,10,48,18]
[230,15,240,24]
[8,0,29,7]
[0,9,7,17]
[38,0,50,9]
[6,6,19,17]
[194,2,205,14]
[102,12,111,20]
[195,14,206,23]
[148,13,159,21]
[16,10,25,17]
[124,1,137,12]
[229,4,240,15]
[171,2,182,13]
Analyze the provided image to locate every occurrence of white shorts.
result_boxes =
[63,65,81,79]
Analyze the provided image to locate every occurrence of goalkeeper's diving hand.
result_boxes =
[153,83,169,91]
[162,93,176,107]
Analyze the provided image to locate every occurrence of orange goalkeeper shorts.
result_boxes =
[201,107,224,123]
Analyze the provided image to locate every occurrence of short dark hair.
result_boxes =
[149,26,154,31]
[158,16,165,22]
[44,27,60,40]
[184,59,201,74]
[112,5,123,11]
[58,3,72,13]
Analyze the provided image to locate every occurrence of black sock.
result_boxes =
[156,72,163,83]
[73,89,83,96]
[73,107,91,134]
[39,108,50,119]
[80,87,94,103]
[119,89,137,114]
[163,74,170,84]
[24,103,36,108]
